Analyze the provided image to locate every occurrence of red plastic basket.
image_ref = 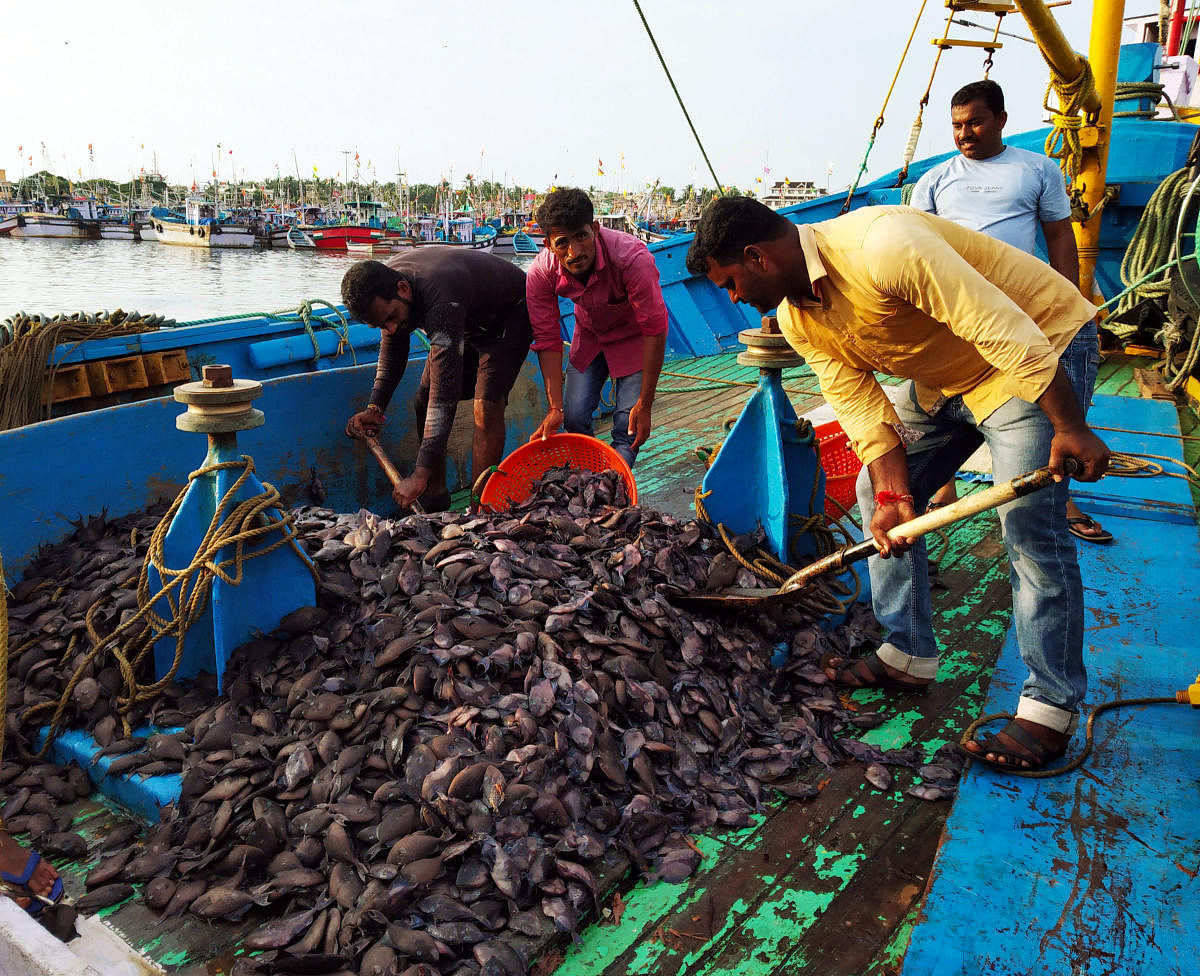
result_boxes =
[814,420,863,517]
[477,433,638,512]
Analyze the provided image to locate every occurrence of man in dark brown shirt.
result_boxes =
[341,251,532,510]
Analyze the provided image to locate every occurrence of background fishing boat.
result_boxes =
[6,198,101,240]
[147,199,255,249]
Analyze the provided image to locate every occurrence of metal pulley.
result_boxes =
[735,316,805,370]
[174,364,265,433]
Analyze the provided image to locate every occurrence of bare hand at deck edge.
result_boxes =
[1037,366,1110,482]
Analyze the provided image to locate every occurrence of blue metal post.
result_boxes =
[148,366,316,691]
[699,316,826,564]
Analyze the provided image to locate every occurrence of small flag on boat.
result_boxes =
[597,159,604,176]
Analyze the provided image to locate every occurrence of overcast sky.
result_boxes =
[3,1,1162,195]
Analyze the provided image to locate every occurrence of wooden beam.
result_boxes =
[947,1,1016,12]
[932,37,1006,48]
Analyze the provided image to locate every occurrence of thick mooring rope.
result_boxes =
[20,456,319,758]
[0,310,175,431]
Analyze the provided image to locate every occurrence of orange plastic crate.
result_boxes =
[814,420,863,517]
[478,433,637,512]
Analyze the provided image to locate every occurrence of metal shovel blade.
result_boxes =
[673,463,1062,611]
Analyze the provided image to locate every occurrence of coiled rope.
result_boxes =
[1104,168,1200,390]
[1038,52,1098,198]
[19,456,319,758]
[275,299,355,365]
[0,310,176,432]
[691,417,865,615]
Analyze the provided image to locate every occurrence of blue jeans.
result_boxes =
[564,354,644,468]
[856,321,1099,731]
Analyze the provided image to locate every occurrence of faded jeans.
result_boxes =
[563,354,643,468]
[855,321,1100,731]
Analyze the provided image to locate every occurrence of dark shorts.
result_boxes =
[418,301,533,404]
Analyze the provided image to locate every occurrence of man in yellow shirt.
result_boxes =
[686,198,1109,772]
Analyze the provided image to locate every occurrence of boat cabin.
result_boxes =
[341,199,389,228]
[184,198,218,226]
[416,214,480,243]
[597,212,628,232]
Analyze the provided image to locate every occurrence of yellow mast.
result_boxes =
[1014,0,1126,302]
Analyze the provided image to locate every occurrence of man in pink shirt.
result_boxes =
[525,187,668,467]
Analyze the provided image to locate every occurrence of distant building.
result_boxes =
[761,179,823,209]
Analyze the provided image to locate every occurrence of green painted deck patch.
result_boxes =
[157,949,191,966]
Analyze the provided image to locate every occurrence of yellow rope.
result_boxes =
[1107,449,1200,490]
[1037,48,1098,193]
[693,460,863,615]
[0,310,174,431]
[21,456,320,757]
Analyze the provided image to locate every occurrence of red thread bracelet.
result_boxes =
[874,490,914,506]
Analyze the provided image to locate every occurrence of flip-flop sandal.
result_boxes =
[1067,514,1114,544]
[821,649,932,694]
[0,851,64,915]
[957,719,1068,772]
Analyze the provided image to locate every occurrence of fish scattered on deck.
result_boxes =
[2,466,961,972]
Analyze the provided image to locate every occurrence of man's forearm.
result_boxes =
[1035,366,1088,433]
[536,347,565,409]
[638,333,666,403]
[1043,220,1080,290]
[370,334,404,409]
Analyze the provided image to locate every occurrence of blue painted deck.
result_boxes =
[903,395,1200,975]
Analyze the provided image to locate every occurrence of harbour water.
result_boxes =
[0,237,534,323]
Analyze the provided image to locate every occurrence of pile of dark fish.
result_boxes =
[2,467,962,975]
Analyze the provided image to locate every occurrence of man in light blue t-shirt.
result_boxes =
[911,79,1112,544]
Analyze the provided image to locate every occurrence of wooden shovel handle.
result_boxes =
[779,462,1068,594]
[364,435,425,515]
